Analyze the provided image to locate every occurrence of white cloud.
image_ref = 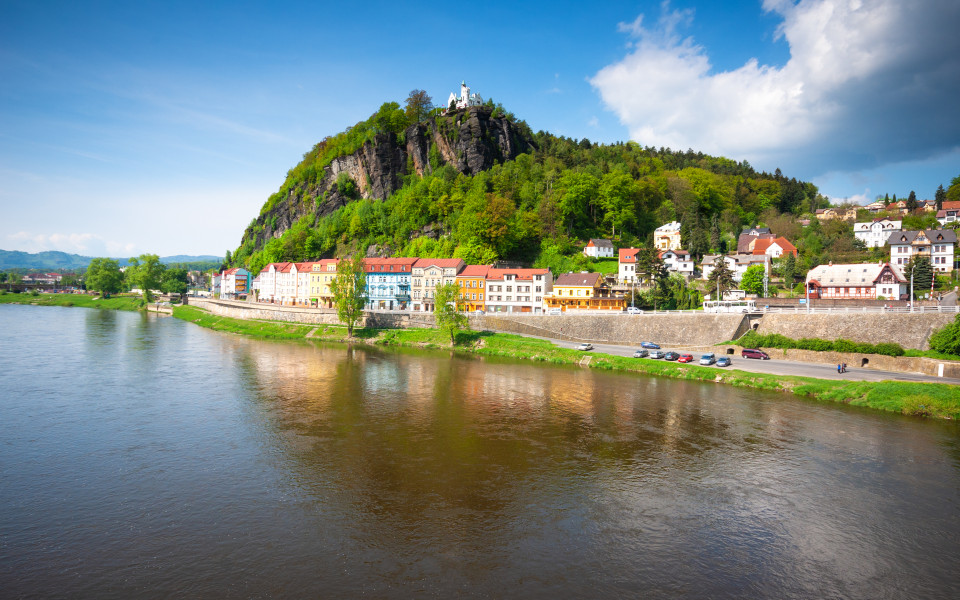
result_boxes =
[590,0,960,178]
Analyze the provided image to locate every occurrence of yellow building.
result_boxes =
[543,272,626,312]
[309,259,339,308]
[457,264,490,312]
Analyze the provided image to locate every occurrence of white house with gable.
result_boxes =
[854,218,901,248]
[447,81,483,111]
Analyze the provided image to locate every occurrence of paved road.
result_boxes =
[552,340,960,385]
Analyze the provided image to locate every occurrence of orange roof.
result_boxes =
[363,257,418,273]
[752,237,797,256]
[619,248,640,262]
[458,265,492,277]
[486,267,550,281]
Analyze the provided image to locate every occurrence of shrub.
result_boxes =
[928,315,960,356]
[873,342,906,357]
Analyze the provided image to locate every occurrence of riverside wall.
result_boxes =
[754,312,957,350]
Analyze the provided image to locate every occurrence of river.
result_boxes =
[1,304,959,598]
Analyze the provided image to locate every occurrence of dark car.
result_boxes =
[716,357,732,367]
[640,341,660,349]
[633,349,649,358]
[677,353,694,363]
[663,351,680,361]
[741,348,770,360]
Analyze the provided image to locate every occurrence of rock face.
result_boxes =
[240,106,533,254]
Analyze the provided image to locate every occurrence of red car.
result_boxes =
[677,353,694,363]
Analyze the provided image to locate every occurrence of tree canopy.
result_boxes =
[85,258,123,297]
[126,254,165,302]
[434,282,468,344]
[329,254,367,337]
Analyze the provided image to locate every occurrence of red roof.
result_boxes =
[619,248,640,263]
[458,264,492,277]
[486,267,550,281]
[363,257,418,273]
[413,258,465,269]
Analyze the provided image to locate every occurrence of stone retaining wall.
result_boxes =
[755,312,957,350]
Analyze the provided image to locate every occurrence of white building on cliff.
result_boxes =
[447,81,483,111]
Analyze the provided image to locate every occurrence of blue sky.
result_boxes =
[1,0,957,257]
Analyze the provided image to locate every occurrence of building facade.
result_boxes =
[364,257,417,310]
[660,249,695,278]
[887,230,957,273]
[308,259,339,308]
[654,222,682,251]
[457,265,490,312]
[854,219,901,248]
[583,238,614,258]
[411,258,465,312]
[806,262,906,300]
[484,268,552,314]
[618,248,641,283]
[543,272,625,313]
[218,267,251,299]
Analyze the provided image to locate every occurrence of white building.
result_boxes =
[584,238,614,259]
[218,268,251,299]
[211,273,221,297]
[411,258,465,312]
[484,268,552,314]
[701,254,770,282]
[888,229,957,273]
[806,262,906,300]
[447,81,483,111]
[654,221,683,251]
[854,218,901,248]
[660,249,695,278]
[618,248,640,283]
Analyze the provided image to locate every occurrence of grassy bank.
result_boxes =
[172,305,960,420]
[0,291,144,311]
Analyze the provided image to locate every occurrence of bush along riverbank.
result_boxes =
[0,291,145,311]
[733,329,960,362]
[173,305,960,421]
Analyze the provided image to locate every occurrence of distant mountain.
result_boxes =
[0,249,222,271]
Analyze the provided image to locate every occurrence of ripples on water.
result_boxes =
[1,304,959,599]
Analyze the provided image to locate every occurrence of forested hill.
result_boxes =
[230,100,825,275]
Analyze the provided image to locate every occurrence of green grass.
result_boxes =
[0,292,144,311]
[590,259,619,274]
[904,348,960,361]
[172,304,960,421]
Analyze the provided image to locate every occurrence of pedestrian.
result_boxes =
[842,362,847,373]
[837,363,842,373]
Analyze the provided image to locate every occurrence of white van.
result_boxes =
[547,308,563,315]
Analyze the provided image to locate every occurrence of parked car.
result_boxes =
[678,353,694,363]
[633,349,649,358]
[626,306,643,314]
[741,348,770,360]
[716,357,732,367]
[664,351,680,361]
[647,350,664,359]
[576,342,593,351]
[699,353,716,366]
[640,341,660,349]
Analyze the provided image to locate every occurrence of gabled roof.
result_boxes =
[618,248,640,262]
[741,227,772,235]
[942,201,960,211]
[737,232,774,253]
[659,249,690,258]
[363,257,418,273]
[752,236,797,256]
[887,229,958,245]
[654,221,681,233]
[458,264,491,277]
[806,262,905,286]
[554,272,602,287]
[587,238,614,248]
[937,209,959,218]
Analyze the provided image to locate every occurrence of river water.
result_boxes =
[1,304,959,598]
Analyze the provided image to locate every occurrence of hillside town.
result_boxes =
[208,204,959,312]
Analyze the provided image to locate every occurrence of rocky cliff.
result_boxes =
[239,106,534,254]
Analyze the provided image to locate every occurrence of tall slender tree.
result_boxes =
[434,282,468,345]
[935,184,946,211]
[330,253,368,337]
[707,256,735,299]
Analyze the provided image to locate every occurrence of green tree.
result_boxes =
[935,184,946,211]
[929,314,960,356]
[905,255,933,300]
[330,253,367,337]
[906,190,918,211]
[161,267,189,298]
[85,258,123,297]
[707,256,735,298]
[372,102,408,135]
[946,175,960,203]
[404,89,433,125]
[778,252,797,286]
[126,254,165,302]
[434,282,468,345]
[741,264,766,296]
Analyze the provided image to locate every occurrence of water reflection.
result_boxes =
[230,338,960,597]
